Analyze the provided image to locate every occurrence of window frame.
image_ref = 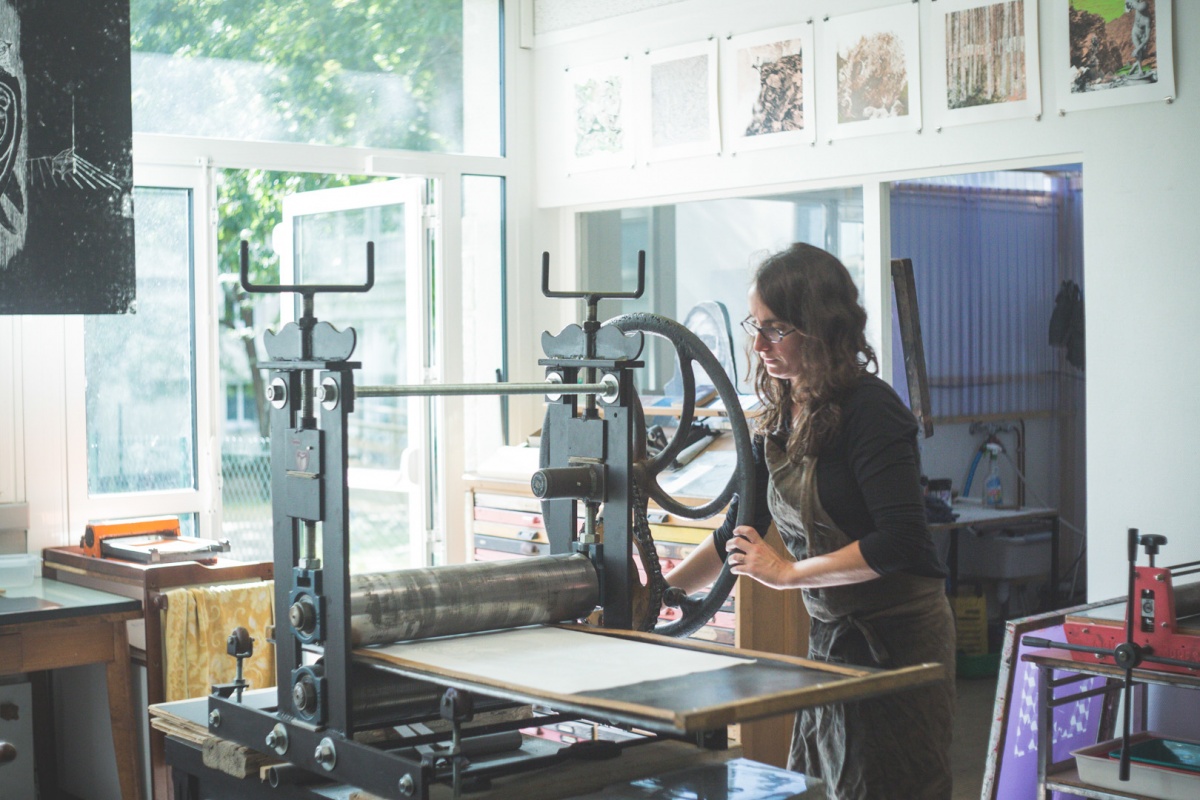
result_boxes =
[27,1,523,562]
[63,163,220,535]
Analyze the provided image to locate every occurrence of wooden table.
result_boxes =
[41,546,273,800]
[0,577,143,799]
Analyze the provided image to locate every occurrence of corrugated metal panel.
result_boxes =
[891,178,1082,419]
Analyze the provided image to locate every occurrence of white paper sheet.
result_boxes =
[372,626,754,695]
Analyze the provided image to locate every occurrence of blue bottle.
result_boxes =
[983,443,1003,508]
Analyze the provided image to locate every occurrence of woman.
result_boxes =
[667,243,956,800]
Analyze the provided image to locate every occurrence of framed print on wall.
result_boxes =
[565,57,636,174]
[643,38,721,162]
[929,0,1042,127]
[820,2,923,140]
[1055,0,1174,113]
[721,23,817,152]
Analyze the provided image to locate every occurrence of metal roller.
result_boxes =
[347,662,516,728]
[350,553,599,645]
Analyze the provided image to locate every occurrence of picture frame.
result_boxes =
[642,38,721,162]
[720,23,816,152]
[565,57,636,175]
[928,0,1042,128]
[819,2,922,141]
[1054,0,1175,113]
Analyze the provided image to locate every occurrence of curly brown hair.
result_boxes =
[751,243,878,461]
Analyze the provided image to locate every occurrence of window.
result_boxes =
[85,188,196,494]
[50,1,511,565]
[130,0,503,155]
[579,188,864,395]
[461,175,507,463]
[282,179,429,573]
[69,167,216,533]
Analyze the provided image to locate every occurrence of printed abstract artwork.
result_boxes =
[1056,0,1174,111]
[0,0,135,314]
[931,0,1041,127]
[722,24,816,151]
[645,39,719,161]
[566,58,635,173]
[821,3,922,139]
[947,1,1028,109]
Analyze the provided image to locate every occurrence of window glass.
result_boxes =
[461,175,506,465]
[580,188,864,395]
[85,187,196,494]
[292,194,419,574]
[130,0,502,156]
[216,170,383,564]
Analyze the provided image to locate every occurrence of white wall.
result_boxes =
[526,0,1200,601]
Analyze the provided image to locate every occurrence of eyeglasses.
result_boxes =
[741,317,800,344]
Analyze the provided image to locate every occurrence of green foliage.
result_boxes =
[1070,0,1130,24]
[130,0,465,150]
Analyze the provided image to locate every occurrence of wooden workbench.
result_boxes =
[0,578,144,799]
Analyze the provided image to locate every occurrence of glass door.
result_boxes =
[279,179,430,573]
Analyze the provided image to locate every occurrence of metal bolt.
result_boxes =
[268,378,289,409]
[266,724,289,754]
[1155,574,1166,582]
[314,738,337,771]
[293,678,317,714]
[320,377,340,410]
[209,709,221,728]
[398,774,415,797]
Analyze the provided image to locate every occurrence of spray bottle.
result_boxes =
[983,443,1003,508]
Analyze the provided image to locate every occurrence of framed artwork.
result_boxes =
[0,0,136,315]
[819,2,923,140]
[929,0,1042,127]
[1054,0,1174,113]
[721,23,817,152]
[565,58,636,174]
[643,39,721,162]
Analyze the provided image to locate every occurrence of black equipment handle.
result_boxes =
[541,251,645,310]
[239,240,376,297]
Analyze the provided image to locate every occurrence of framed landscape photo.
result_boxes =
[1055,0,1174,113]
[565,58,636,174]
[721,23,816,152]
[643,39,721,162]
[819,2,923,140]
[930,0,1042,127]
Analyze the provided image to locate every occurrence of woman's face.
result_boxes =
[747,288,805,382]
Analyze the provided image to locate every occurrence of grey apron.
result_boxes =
[764,438,956,800]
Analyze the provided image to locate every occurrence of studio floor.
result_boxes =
[952,675,1000,800]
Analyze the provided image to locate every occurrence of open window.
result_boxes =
[278,179,432,573]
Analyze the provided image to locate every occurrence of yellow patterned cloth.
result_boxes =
[162,580,275,702]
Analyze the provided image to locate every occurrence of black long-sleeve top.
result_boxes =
[713,374,947,579]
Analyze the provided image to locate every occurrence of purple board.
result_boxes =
[994,622,1106,800]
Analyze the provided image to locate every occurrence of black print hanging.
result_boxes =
[0,0,135,314]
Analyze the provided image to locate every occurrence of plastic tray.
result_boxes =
[1073,732,1200,800]
[0,553,40,588]
[1110,737,1200,774]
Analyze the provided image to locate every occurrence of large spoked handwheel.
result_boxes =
[609,312,757,638]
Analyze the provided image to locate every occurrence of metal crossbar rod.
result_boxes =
[355,381,613,399]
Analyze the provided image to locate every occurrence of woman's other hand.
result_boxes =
[725,525,793,589]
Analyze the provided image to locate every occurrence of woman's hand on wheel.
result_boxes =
[725,526,792,589]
